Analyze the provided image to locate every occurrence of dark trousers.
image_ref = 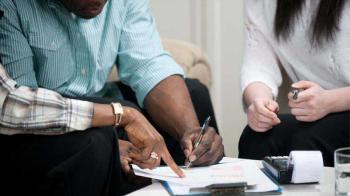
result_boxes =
[238,112,350,166]
[0,79,217,196]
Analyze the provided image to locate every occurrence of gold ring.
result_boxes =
[150,152,159,160]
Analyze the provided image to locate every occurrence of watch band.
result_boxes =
[111,102,123,127]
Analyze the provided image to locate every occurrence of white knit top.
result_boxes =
[241,0,350,98]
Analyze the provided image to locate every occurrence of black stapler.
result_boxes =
[262,156,293,184]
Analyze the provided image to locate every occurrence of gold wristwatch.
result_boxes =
[111,102,123,127]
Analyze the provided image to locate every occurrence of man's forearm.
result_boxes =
[0,62,132,134]
[144,75,200,141]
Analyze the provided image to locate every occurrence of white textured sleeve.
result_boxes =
[240,0,282,99]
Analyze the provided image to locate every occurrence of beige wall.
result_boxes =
[150,0,246,157]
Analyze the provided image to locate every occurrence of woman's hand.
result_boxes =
[247,98,281,132]
[121,107,185,177]
[288,81,332,122]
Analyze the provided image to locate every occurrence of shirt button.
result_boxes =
[81,68,86,75]
[51,41,56,48]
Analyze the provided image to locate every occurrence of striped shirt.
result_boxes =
[0,0,184,108]
[0,62,93,135]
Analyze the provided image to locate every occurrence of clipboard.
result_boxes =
[161,181,247,196]
[133,158,282,195]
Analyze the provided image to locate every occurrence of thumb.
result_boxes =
[181,137,193,158]
[292,80,316,90]
[266,100,279,113]
[267,101,281,124]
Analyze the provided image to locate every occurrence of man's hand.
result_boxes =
[119,140,153,186]
[118,140,140,174]
[247,98,281,132]
[288,81,331,122]
[143,75,224,166]
[181,127,224,166]
[121,107,185,177]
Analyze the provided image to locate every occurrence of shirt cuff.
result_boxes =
[66,99,94,131]
[135,59,185,107]
[241,75,279,100]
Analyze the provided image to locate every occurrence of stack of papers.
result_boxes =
[132,157,281,195]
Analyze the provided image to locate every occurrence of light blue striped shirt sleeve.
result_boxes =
[0,0,38,88]
[117,0,184,107]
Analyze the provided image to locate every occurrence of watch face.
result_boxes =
[112,103,123,114]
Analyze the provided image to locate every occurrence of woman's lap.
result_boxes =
[239,112,350,166]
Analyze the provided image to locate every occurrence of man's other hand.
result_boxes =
[181,127,224,166]
[118,140,140,174]
[121,107,185,177]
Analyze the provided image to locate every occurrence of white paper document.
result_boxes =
[132,158,280,195]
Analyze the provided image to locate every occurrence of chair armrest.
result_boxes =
[161,38,212,88]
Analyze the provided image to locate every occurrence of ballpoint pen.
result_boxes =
[186,116,211,169]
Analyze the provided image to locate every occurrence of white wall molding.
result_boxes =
[189,0,204,48]
[189,0,224,140]
[203,0,223,128]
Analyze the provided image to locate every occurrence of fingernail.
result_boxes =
[189,155,197,162]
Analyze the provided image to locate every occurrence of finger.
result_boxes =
[257,122,273,129]
[209,144,225,165]
[248,119,272,132]
[288,91,305,102]
[129,145,154,161]
[134,156,160,170]
[148,148,163,168]
[180,137,194,159]
[267,100,279,113]
[294,88,317,103]
[292,80,316,90]
[291,108,309,116]
[189,128,216,163]
[155,153,161,168]
[295,115,315,122]
[161,145,185,177]
[121,158,132,173]
[256,110,280,125]
[192,134,223,166]
[131,148,161,170]
[189,140,211,166]
[288,100,308,108]
[255,102,279,121]
[249,117,271,132]
[256,113,274,124]
[288,99,309,109]
[251,114,272,128]
[128,143,142,154]
[253,126,272,132]
[268,101,281,123]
